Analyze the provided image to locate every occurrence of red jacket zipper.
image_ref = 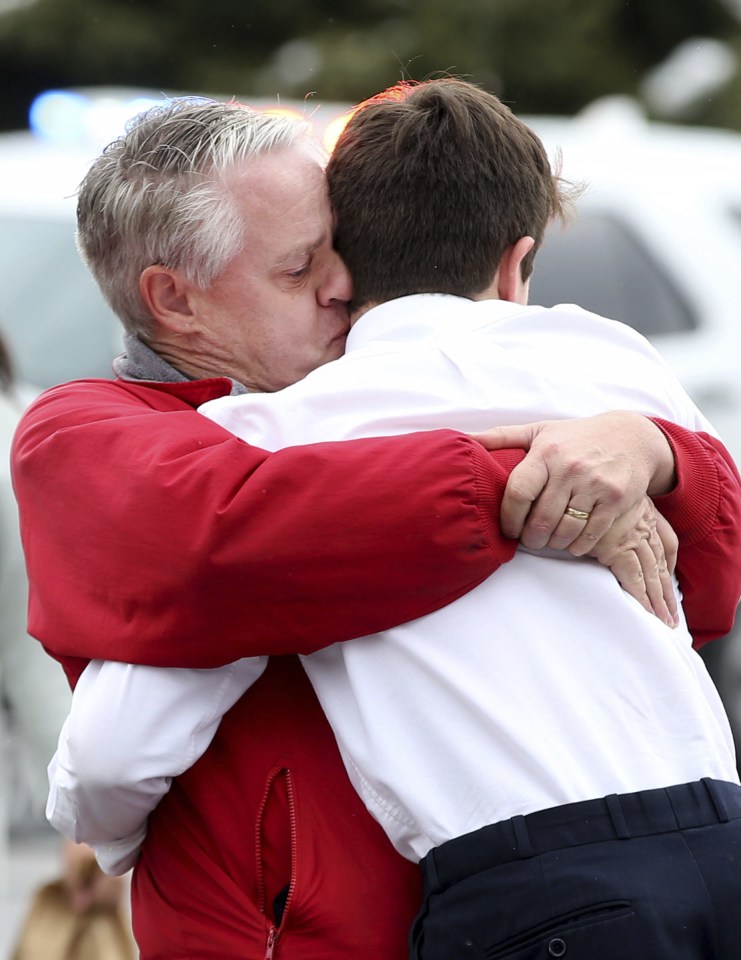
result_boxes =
[265,925,277,960]
[258,767,298,960]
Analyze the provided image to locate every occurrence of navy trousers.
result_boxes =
[413,779,741,959]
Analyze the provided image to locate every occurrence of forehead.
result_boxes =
[228,144,330,246]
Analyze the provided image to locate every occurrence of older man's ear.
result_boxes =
[139,264,198,335]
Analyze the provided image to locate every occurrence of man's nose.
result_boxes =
[319,250,353,306]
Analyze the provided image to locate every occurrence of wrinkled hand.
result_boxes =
[585,496,678,626]
[472,412,679,624]
[61,839,127,914]
[473,412,675,550]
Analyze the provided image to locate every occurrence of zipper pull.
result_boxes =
[265,925,277,960]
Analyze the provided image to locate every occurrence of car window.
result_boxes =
[529,212,697,338]
[0,215,121,389]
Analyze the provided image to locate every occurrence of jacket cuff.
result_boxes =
[468,442,526,550]
[650,417,719,547]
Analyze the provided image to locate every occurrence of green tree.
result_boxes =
[0,0,738,131]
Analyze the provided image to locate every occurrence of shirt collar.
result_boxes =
[346,294,522,353]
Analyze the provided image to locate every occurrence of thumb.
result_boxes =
[470,423,537,451]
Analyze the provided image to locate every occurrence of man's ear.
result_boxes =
[139,264,197,334]
[496,236,536,304]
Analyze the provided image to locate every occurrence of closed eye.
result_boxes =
[287,264,309,278]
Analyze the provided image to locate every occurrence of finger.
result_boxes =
[608,537,676,627]
[606,548,651,613]
[587,500,667,621]
[500,457,550,540]
[607,546,669,622]
[646,520,679,626]
[545,510,593,551]
[636,536,676,627]
[551,502,615,555]
[515,477,591,549]
[626,504,678,626]
[658,557,678,627]
[655,512,678,576]
[470,423,537,451]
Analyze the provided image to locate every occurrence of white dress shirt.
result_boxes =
[48,295,738,872]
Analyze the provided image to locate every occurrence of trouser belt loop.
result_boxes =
[605,793,631,839]
[422,846,441,892]
[702,777,731,823]
[511,815,533,858]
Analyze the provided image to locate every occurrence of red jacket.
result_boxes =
[11,376,741,959]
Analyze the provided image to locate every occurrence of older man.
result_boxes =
[15,97,741,959]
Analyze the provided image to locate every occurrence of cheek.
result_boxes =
[283,299,323,345]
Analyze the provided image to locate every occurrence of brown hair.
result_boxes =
[327,78,572,311]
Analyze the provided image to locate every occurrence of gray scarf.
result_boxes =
[112,334,248,396]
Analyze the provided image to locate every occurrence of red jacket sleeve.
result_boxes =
[11,378,523,673]
[651,418,741,648]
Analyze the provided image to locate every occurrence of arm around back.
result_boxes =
[11,377,522,675]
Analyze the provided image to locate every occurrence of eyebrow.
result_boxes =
[273,231,330,269]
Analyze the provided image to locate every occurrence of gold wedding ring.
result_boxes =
[564,506,591,521]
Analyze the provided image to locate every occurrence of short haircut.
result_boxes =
[327,78,573,311]
[76,97,316,337]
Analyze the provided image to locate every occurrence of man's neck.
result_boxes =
[114,334,247,394]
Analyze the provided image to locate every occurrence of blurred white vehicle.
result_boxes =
[0,129,122,390]
[529,96,741,466]
[1,89,739,751]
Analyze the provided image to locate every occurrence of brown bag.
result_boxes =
[10,879,137,960]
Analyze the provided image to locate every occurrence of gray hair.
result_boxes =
[76,97,316,337]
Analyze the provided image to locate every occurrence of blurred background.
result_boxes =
[2,0,741,128]
[1,0,741,954]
